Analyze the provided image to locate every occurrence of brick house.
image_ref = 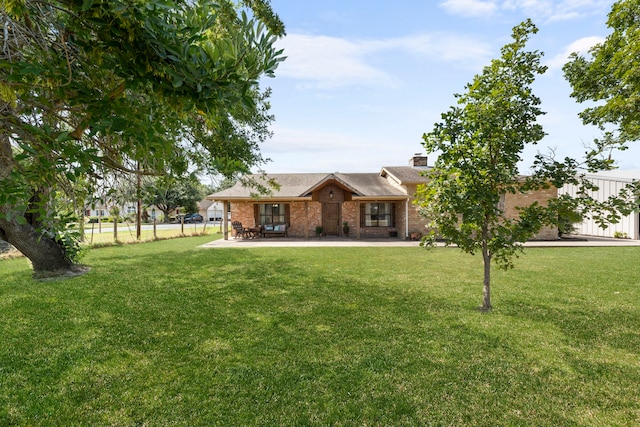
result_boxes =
[207,155,558,241]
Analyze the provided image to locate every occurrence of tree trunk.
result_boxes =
[482,250,492,311]
[136,164,142,240]
[481,224,492,311]
[0,211,75,276]
[159,206,172,223]
[0,131,79,277]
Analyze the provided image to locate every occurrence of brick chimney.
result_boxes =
[409,154,428,168]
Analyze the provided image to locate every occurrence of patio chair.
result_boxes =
[231,221,247,239]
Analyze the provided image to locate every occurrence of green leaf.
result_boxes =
[81,0,93,12]
[55,131,71,142]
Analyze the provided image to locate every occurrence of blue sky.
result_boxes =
[257,0,638,173]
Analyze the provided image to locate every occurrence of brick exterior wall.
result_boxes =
[404,184,426,238]
[289,201,322,237]
[289,202,307,237]
[504,186,558,240]
[230,201,323,238]
[230,202,255,225]
[227,183,557,241]
[230,200,403,238]
[342,201,358,236]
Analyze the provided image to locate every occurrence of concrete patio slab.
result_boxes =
[199,236,640,249]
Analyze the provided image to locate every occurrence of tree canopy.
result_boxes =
[564,0,640,145]
[531,0,640,233]
[144,177,204,223]
[417,20,553,311]
[0,0,285,276]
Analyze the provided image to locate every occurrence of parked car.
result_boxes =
[184,213,203,223]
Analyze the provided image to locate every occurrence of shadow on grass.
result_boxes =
[503,299,640,353]
[4,242,639,424]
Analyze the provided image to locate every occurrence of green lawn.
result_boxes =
[1,237,640,426]
[80,222,221,245]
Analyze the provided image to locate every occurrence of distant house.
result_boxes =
[85,203,162,221]
[197,200,226,222]
[207,155,558,240]
[561,170,640,240]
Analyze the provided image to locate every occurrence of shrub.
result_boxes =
[558,207,583,237]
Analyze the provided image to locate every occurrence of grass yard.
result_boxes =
[80,222,222,245]
[1,236,640,426]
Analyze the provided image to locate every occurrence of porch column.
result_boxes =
[223,200,229,240]
[405,199,409,239]
[356,201,361,240]
[304,201,309,239]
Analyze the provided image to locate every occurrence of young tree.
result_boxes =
[0,0,285,277]
[417,20,553,311]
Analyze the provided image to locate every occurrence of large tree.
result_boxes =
[563,0,640,147]
[417,20,554,311]
[0,0,284,277]
[144,177,204,223]
[533,0,640,236]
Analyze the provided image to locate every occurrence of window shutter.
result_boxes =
[360,203,366,227]
[254,204,260,225]
[285,204,290,225]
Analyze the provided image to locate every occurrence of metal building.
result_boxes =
[561,170,640,240]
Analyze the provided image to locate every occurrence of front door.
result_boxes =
[323,203,340,236]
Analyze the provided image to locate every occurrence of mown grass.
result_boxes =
[80,222,221,245]
[1,238,639,426]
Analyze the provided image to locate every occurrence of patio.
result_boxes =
[200,235,640,249]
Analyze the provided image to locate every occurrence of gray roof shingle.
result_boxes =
[207,167,427,200]
[380,166,431,184]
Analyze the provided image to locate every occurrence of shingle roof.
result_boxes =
[208,173,328,199]
[334,173,407,197]
[380,166,431,184]
[301,173,365,196]
[197,199,215,210]
[207,168,417,201]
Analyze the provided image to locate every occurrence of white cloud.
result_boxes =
[442,0,613,21]
[502,0,613,22]
[276,34,397,90]
[545,36,604,71]
[440,0,498,17]
[276,33,493,90]
[410,34,493,64]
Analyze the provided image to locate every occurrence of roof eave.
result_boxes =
[207,195,314,202]
[353,195,410,201]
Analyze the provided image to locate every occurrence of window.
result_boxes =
[360,203,395,227]
[257,203,288,225]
